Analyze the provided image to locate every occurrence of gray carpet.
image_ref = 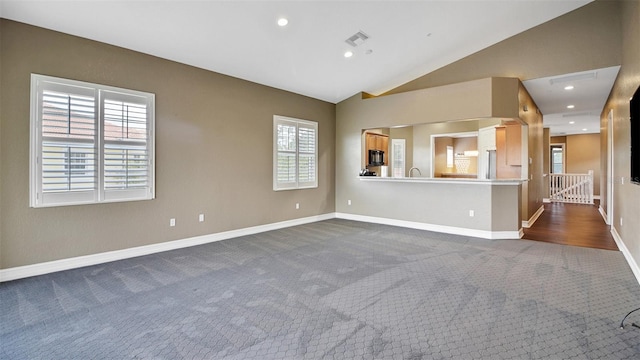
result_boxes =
[1,219,640,359]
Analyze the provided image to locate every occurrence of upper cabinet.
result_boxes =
[366,132,389,152]
[365,132,389,166]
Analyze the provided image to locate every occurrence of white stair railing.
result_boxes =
[549,170,594,204]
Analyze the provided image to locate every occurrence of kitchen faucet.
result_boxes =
[409,167,421,177]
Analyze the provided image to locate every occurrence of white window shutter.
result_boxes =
[273,116,318,191]
[30,74,155,207]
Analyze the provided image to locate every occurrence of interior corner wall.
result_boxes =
[0,19,336,269]
[385,0,622,94]
[518,82,544,222]
[602,0,640,271]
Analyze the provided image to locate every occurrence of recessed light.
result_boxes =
[344,51,353,58]
[567,105,575,109]
[582,128,588,131]
[277,18,288,27]
[564,85,574,90]
[569,121,575,124]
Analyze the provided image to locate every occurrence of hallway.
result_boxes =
[522,202,618,251]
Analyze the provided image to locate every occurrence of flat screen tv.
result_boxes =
[631,85,640,184]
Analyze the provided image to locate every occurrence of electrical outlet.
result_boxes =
[199,214,205,222]
[348,200,352,206]
[170,218,176,227]
[296,203,300,209]
[469,210,474,217]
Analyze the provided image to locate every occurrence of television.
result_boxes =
[631,85,640,184]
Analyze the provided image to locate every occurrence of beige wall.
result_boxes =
[0,19,3,267]
[335,78,523,234]
[382,0,622,225]
[602,0,640,269]
[567,134,601,196]
[518,83,545,221]
[386,0,621,94]
[548,134,601,196]
[0,20,336,269]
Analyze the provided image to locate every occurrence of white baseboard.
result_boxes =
[522,205,544,228]
[611,226,640,285]
[598,206,609,224]
[543,198,551,203]
[0,213,335,283]
[594,195,601,200]
[335,213,522,240]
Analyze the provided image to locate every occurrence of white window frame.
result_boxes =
[273,115,318,191]
[391,139,406,178]
[30,74,155,208]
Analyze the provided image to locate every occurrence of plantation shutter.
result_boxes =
[102,91,153,201]
[35,82,98,206]
[273,116,318,191]
[297,122,317,187]
[30,74,155,208]
[275,119,298,189]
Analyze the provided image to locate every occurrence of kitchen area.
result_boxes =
[336,77,542,240]
[361,120,524,181]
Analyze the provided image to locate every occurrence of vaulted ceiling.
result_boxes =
[1,0,609,135]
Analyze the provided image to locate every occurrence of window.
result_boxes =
[551,144,564,174]
[391,139,406,177]
[30,74,155,207]
[446,146,454,168]
[273,115,318,190]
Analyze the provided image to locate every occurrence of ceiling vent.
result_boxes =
[549,71,597,85]
[345,31,369,47]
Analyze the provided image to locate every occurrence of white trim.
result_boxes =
[522,205,544,228]
[593,195,601,200]
[598,205,608,224]
[0,213,334,283]
[607,109,614,226]
[543,198,551,203]
[0,211,527,282]
[335,212,522,240]
[611,226,640,285]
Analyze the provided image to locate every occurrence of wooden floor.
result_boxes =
[522,201,619,251]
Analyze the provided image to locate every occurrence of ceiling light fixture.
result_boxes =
[277,18,288,27]
[564,85,574,90]
[582,128,588,131]
[567,105,575,109]
[569,121,575,124]
[344,51,353,58]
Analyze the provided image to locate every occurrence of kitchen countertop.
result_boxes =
[358,176,524,185]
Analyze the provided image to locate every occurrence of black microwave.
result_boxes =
[368,150,384,166]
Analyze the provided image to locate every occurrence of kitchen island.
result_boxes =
[335,176,524,240]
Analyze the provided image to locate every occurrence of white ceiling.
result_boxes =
[523,66,620,136]
[2,0,616,136]
[0,0,592,104]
